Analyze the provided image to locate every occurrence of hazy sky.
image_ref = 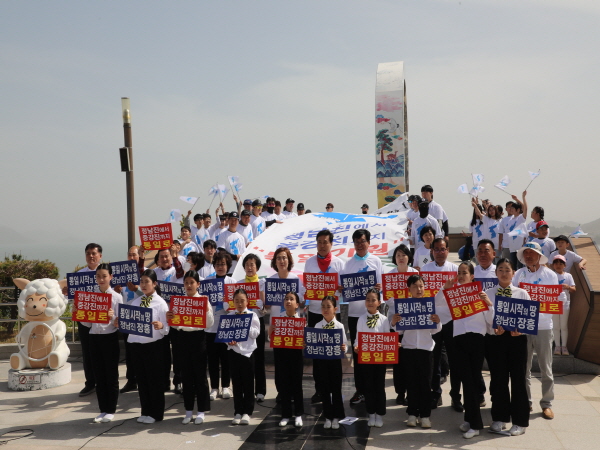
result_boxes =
[2,0,599,271]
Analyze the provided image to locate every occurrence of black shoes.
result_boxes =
[79,386,96,397]
[451,400,464,412]
[119,381,137,394]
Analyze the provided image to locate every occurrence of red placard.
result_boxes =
[168,295,209,328]
[443,281,488,320]
[303,273,338,301]
[357,332,398,364]
[382,272,414,301]
[519,283,563,314]
[420,272,457,297]
[139,223,173,251]
[270,316,306,349]
[224,282,260,310]
[72,291,111,323]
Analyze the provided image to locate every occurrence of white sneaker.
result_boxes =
[182,416,192,425]
[209,389,218,401]
[232,414,241,425]
[279,418,289,427]
[459,421,471,432]
[195,413,205,424]
[256,394,265,402]
[332,419,339,429]
[490,421,505,432]
[143,416,156,424]
[324,419,332,429]
[101,414,114,423]
[93,413,105,423]
[463,429,480,439]
[137,416,147,423]
[509,424,526,436]
[374,414,383,428]
[222,387,231,399]
[240,414,250,425]
[295,416,303,427]
[420,417,431,428]
[406,415,417,427]
[367,414,376,427]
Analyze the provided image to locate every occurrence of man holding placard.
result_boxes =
[340,229,382,405]
[513,242,563,420]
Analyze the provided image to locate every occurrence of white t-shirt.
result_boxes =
[236,223,254,246]
[413,247,432,270]
[497,215,513,251]
[154,265,183,284]
[180,241,200,257]
[282,210,298,219]
[198,262,215,279]
[505,214,527,252]
[556,271,575,306]
[549,249,583,273]
[427,200,448,223]
[250,215,266,238]
[194,227,210,251]
[531,237,556,261]
[411,215,443,248]
[341,254,383,318]
[469,220,485,251]
[482,216,500,249]
[406,209,419,222]
[216,229,246,273]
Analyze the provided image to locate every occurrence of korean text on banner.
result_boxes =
[265,279,299,306]
[443,281,488,320]
[214,314,253,343]
[357,332,398,364]
[72,291,111,323]
[382,272,413,300]
[139,223,173,251]
[224,282,260,310]
[66,271,96,300]
[519,283,563,314]
[118,304,153,337]
[303,328,344,359]
[475,277,499,292]
[168,295,208,328]
[494,296,539,335]
[157,281,185,304]
[394,298,436,330]
[420,272,456,297]
[340,271,377,302]
[270,317,305,349]
[109,260,140,287]
[304,273,338,301]
[199,278,225,306]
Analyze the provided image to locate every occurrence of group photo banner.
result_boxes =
[393,298,436,330]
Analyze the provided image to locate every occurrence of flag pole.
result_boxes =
[524,169,540,191]
[227,178,237,201]
[494,185,513,196]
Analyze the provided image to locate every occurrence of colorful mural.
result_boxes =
[375,61,408,208]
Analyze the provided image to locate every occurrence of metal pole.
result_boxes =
[122,98,135,248]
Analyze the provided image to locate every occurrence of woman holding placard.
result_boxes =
[166,270,214,424]
[483,258,530,437]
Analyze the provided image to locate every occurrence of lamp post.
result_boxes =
[120,97,136,247]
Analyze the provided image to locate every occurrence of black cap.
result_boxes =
[297,203,305,210]
[243,199,252,205]
[421,185,434,193]
[229,212,239,219]
[241,210,251,216]
[286,198,295,204]
[361,204,369,209]
[219,215,227,221]
[554,234,569,243]
[252,199,262,207]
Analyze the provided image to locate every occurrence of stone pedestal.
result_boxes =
[8,363,71,391]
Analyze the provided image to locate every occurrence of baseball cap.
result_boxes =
[252,199,262,207]
[229,212,239,219]
[554,234,569,243]
[552,254,567,264]
[243,199,252,206]
[361,204,369,209]
[297,203,305,210]
[241,210,251,216]
[286,198,295,204]
[536,220,549,230]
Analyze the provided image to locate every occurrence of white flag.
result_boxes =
[169,209,182,223]
[228,175,243,193]
[457,184,469,194]
[469,185,485,197]
[528,170,541,180]
[570,225,588,237]
[208,185,219,196]
[508,222,527,237]
[472,174,485,186]
[179,196,198,204]
[217,184,229,197]
[495,175,511,191]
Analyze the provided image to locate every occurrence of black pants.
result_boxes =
[313,358,345,420]
[485,333,530,427]
[161,332,172,390]
[206,332,230,389]
[393,334,407,396]
[455,333,485,430]
[274,348,304,417]
[348,316,365,393]
[170,328,183,386]
[229,350,255,416]
[122,332,136,383]
[359,363,386,415]
[431,321,461,402]
[89,332,119,414]
[180,330,210,413]
[254,317,267,396]
[78,322,95,388]
[131,339,166,421]
[404,348,433,418]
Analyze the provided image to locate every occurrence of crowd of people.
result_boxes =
[69,184,585,439]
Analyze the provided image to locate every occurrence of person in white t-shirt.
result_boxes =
[505,192,529,270]
[497,201,515,260]
[282,198,298,219]
[361,203,369,214]
[154,248,185,284]
[550,254,575,356]
[550,235,587,272]
[421,185,449,237]
[216,212,246,274]
[250,200,266,238]
[183,213,205,247]
[297,203,306,216]
[179,226,200,257]
[236,210,254,246]
[260,197,283,228]
[411,200,443,249]
[530,221,556,262]
[414,226,435,270]
[274,200,287,221]
[527,206,545,240]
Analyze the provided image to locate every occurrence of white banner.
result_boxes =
[232,211,409,280]
[374,193,410,215]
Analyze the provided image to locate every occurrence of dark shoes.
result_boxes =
[396,395,407,406]
[451,400,464,412]
[119,382,137,394]
[79,386,96,397]
[350,391,365,405]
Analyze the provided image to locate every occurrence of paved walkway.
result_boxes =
[1,356,600,449]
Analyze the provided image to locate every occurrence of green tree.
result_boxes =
[376,129,393,166]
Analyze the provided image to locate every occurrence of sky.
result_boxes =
[2,0,599,273]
